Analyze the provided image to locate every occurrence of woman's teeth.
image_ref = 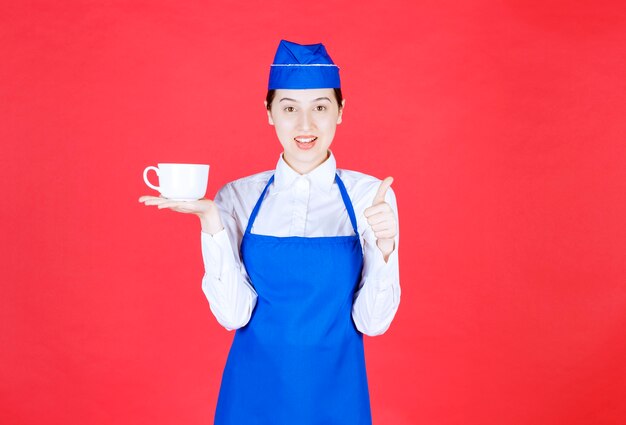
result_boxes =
[294,137,317,143]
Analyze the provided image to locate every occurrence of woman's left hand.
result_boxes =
[364,177,397,261]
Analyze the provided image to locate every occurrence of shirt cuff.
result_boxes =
[361,236,399,292]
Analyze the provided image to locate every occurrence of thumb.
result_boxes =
[372,176,394,205]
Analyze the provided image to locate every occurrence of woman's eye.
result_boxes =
[315,105,327,111]
[284,106,296,112]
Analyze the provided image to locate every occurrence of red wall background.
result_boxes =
[1,1,625,424]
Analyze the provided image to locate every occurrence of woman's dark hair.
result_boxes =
[265,88,344,111]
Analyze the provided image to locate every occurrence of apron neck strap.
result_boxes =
[245,174,275,235]
[334,173,359,235]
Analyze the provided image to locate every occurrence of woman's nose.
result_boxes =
[298,110,314,131]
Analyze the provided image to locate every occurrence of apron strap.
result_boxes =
[334,173,359,236]
[244,172,359,236]
[245,174,275,235]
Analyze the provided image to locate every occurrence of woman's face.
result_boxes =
[265,88,345,174]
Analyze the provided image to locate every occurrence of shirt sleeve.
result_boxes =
[200,182,258,331]
[352,183,401,336]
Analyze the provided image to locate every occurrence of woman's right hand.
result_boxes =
[138,195,225,235]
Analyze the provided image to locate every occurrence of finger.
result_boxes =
[170,206,193,213]
[373,219,397,233]
[364,203,391,218]
[372,176,393,206]
[172,204,198,213]
[367,212,392,226]
[167,203,201,214]
[158,200,195,210]
[157,201,183,209]
[372,222,391,232]
[139,195,161,202]
[143,198,170,206]
[374,229,396,239]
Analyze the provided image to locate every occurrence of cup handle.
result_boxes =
[143,166,160,191]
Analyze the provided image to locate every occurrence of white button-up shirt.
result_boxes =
[201,151,401,336]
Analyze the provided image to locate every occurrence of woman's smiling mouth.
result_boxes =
[294,136,317,150]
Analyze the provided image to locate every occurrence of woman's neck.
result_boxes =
[282,151,330,175]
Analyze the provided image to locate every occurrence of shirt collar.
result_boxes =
[273,150,337,193]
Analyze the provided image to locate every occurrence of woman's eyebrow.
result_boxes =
[279,97,332,103]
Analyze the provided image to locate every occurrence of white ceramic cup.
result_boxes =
[143,163,209,201]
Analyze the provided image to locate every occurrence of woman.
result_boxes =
[139,39,401,425]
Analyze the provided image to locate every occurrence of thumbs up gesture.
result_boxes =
[364,177,397,260]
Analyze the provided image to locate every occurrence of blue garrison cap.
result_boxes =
[268,40,341,90]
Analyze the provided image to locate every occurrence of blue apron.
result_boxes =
[214,173,372,425]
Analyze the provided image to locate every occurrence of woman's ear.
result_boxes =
[337,99,346,124]
[264,101,274,125]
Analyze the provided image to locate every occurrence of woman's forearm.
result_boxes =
[200,230,258,330]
